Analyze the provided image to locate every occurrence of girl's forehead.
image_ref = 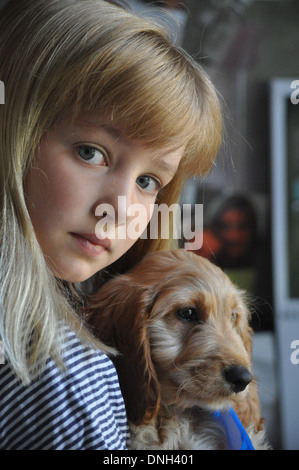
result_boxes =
[64,112,127,144]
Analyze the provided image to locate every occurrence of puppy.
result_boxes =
[87,249,270,450]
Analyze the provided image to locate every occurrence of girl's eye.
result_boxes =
[76,145,106,166]
[136,175,161,194]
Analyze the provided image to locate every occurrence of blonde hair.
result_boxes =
[0,0,222,383]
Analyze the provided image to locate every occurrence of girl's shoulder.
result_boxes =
[0,327,128,450]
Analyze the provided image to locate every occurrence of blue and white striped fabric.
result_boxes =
[0,329,128,450]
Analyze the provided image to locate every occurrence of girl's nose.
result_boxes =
[94,173,136,226]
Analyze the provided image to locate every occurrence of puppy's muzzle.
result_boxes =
[223,365,252,393]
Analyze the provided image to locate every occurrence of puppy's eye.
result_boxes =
[231,311,238,325]
[177,307,198,322]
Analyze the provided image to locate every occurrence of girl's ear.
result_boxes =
[87,276,161,425]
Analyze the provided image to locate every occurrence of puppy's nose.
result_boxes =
[223,365,252,393]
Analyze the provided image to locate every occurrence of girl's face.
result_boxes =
[24,113,184,282]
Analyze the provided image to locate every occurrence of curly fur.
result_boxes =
[88,249,270,450]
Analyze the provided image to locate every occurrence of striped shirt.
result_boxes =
[0,329,128,450]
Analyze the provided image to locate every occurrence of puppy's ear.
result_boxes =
[232,379,264,433]
[87,276,161,425]
[236,293,254,357]
[233,299,264,433]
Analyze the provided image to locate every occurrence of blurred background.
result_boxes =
[128,0,299,450]
[1,0,298,450]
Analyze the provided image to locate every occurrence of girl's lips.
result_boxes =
[70,232,111,257]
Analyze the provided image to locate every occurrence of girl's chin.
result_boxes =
[49,260,105,284]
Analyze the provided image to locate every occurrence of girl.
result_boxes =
[0,0,222,450]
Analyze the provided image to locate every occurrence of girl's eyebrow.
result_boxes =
[72,118,124,143]
[155,159,179,177]
[72,117,181,176]
[100,124,122,142]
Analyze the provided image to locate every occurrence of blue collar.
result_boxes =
[212,407,255,450]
